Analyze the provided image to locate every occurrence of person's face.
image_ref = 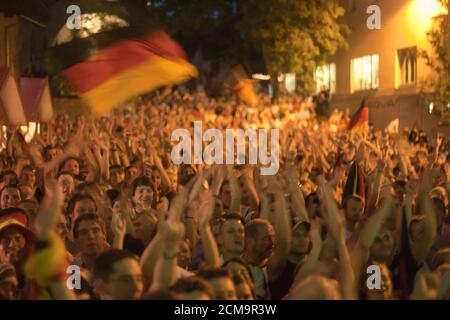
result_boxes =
[345,197,364,223]
[58,174,74,201]
[370,229,395,262]
[110,168,124,186]
[20,168,36,187]
[73,199,96,221]
[56,215,68,240]
[132,213,157,245]
[366,265,393,300]
[1,188,21,209]
[18,201,38,224]
[2,174,17,185]
[209,277,237,300]
[177,291,210,300]
[219,220,245,255]
[177,241,192,269]
[19,185,33,200]
[100,258,144,300]
[253,224,275,260]
[291,225,310,255]
[235,282,253,300]
[0,277,18,300]
[64,159,80,176]
[133,185,154,209]
[76,221,105,256]
[152,171,162,189]
[126,167,138,183]
[46,148,57,161]
[0,228,26,264]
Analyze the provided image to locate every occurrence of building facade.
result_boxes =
[316,0,449,134]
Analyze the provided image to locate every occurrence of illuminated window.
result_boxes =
[315,63,336,94]
[351,54,379,92]
[398,47,417,85]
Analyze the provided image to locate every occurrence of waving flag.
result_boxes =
[229,65,258,107]
[341,161,365,206]
[348,99,369,132]
[46,1,198,114]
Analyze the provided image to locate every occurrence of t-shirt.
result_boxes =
[241,256,270,300]
[268,260,298,300]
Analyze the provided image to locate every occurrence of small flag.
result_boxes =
[341,161,365,206]
[233,79,258,107]
[348,99,369,132]
[228,65,258,107]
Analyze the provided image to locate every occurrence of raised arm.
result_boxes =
[25,179,76,300]
[411,169,438,264]
[197,190,221,268]
[290,219,323,284]
[148,219,185,293]
[267,178,292,281]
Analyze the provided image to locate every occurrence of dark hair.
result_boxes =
[245,218,271,240]
[0,184,21,198]
[109,164,123,172]
[66,193,97,216]
[222,213,245,225]
[197,267,231,281]
[55,170,74,180]
[0,170,18,183]
[220,213,245,233]
[43,145,56,158]
[170,276,213,298]
[72,213,104,239]
[131,176,154,196]
[141,290,179,300]
[93,249,138,281]
[60,157,79,171]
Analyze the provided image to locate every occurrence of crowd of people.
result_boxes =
[0,89,449,300]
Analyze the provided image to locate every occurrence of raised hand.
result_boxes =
[159,219,185,249]
[112,212,127,240]
[197,190,215,229]
[309,218,323,248]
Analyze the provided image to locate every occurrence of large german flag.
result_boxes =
[47,18,197,113]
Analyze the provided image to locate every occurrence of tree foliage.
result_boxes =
[420,0,450,120]
[151,0,348,97]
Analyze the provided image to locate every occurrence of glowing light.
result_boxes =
[20,122,37,143]
[252,73,271,80]
[54,13,128,45]
[407,0,447,35]
[429,102,434,114]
